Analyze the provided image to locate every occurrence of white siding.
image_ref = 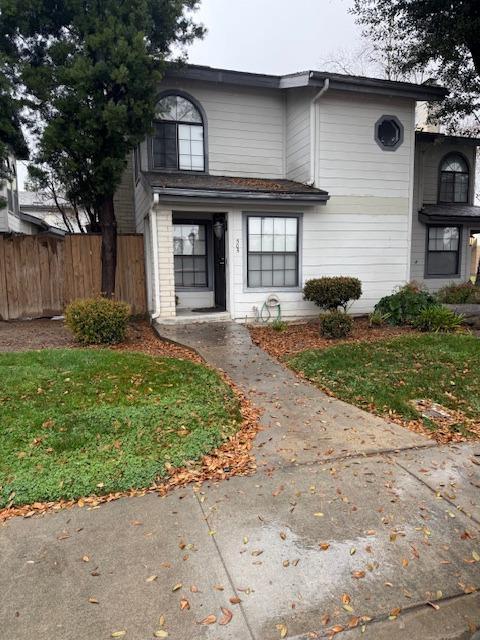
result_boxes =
[317,92,415,198]
[151,79,285,178]
[285,88,311,182]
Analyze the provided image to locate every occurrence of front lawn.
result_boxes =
[0,349,241,508]
[289,334,480,438]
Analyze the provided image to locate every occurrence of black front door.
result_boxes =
[213,215,226,310]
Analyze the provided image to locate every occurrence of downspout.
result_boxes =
[307,77,330,186]
[150,192,162,320]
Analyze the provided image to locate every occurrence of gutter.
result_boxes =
[151,187,329,203]
[308,77,330,186]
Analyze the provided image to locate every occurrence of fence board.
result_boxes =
[0,234,146,320]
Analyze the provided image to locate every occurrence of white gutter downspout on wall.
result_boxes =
[150,193,162,321]
[308,77,330,186]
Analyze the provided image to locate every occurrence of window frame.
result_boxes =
[173,219,213,291]
[244,213,302,291]
[374,114,404,151]
[149,91,208,174]
[425,224,462,279]
[438,152,470,204]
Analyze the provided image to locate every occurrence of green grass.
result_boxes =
[0,349,241,508]
[289,334,480,431]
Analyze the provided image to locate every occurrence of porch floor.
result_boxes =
[157,308,231,325]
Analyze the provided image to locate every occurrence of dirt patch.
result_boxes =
[0,320,261,524]
[0,318,75,351]
[248,316,414,359]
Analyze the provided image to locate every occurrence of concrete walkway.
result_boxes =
[1,322,479,640]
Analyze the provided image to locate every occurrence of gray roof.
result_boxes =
[416,131,480,146]
[164,64,447,101]
[419,204,480,225]
[147,172,329,204]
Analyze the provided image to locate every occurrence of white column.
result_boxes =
[154,207,176,318]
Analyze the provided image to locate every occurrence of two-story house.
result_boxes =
[55,65,480,321]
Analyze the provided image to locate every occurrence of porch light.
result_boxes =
[213,220,225,239]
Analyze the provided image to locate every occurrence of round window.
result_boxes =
[375,115,403,151]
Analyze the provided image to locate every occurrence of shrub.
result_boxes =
[304,276,362,311]
[271,318,288,332]
[320,310,354,339]
[368,310,390,327]
[375,283,438,325]
[436,282,480,305]
[413,306,464,333]
[65,298,130,345]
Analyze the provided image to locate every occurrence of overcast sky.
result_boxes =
[185,0,361,75]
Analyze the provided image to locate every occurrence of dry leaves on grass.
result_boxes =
[0,321,261,524]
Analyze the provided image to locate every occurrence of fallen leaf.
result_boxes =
[319,543,330,551]
[321,613,330,626]
[190,585,199,593]
[341,593,351,605]
[213,584,224,591]
[230,596,241,604]
[154,631,168,638]
[402,558,409,568]
[219,607,233,625]
[180,598,190,611]
[350,547,356,555]
[199,615,217,625]
[88,597,99,604]
[158,615,165,627]
[146,575,158,583]
[82,555,90,562]
[352,570,365,579]
[472,550,480,562]
[172,583,182,592]
[111,632,126,638]
[314,512,324,517]
[427,602,440,610]
[276,622,288,638]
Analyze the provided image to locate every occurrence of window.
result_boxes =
[375,115,403,151]
[439,153,469,203]
[152,94,205,171]
[426,226,461,276]
[173,223,208,287]
[247,216,299,288]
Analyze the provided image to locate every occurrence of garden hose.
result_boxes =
[260,294,282,323]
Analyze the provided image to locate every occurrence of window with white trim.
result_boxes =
[426,226,460,276]
[247,216,299,288]
[152,94,204,171]
[173,223,208,287]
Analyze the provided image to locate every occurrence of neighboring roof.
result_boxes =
[18,210,65,236]
[419,204,480,225]
[416,131,480,146]
[147,172,329,204]
[164,64,447,101]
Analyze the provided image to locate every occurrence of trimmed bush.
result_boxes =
[65,297,130,345]
[320,310,354,339]
[304,276,362,311]
[375,282,438,325]
[436,282,480,305]
[413,306,464,333]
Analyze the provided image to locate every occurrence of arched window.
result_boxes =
[152,94,205,171]
[439,153,469,203]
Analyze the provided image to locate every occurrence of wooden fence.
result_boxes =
[0,234,147,320]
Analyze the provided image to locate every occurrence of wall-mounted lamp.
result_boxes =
[213,220,225,239]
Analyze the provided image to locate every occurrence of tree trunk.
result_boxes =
[99,194,117,298]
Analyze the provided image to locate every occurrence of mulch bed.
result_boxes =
[0,320,261,523]
[248,316,414,359]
